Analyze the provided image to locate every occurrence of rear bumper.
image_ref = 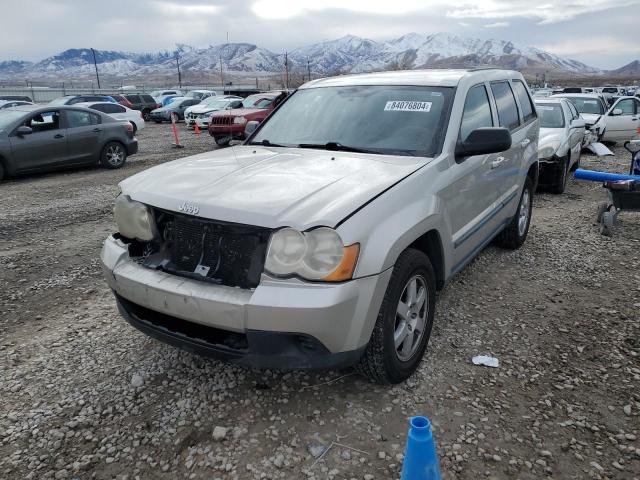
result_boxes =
[127,139,138,156]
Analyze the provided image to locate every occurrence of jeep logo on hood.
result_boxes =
[178,202,200,215]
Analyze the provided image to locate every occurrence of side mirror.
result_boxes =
[611,108,623,116]
[571,118,586,129]
[16,125,33,137]
[244,120,259,137]
[455,127,512,161]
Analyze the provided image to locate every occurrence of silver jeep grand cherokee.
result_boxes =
[102,69,538,384]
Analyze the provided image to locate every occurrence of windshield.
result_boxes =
[186,91,204,99]
[202,96,226,107]
[251,85,453,157]
[0,110,25,130]
[602,87,618,93]
[563,97,604,115]
[536,104,565,128]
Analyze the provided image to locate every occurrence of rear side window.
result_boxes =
[141,95,155,103]
[98,103,126,114]
[512,80,536,123]
[459,84,493,141]
[490,81,520,130]
[126,94,141,103]
[66,110,100,127]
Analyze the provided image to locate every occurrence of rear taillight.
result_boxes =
[124,122,134,134]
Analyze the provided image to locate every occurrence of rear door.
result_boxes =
[488,81,528,219]
[62,109,103,163]
[9,110,68,172]
[446,83,505,267]
[604,98,640,142]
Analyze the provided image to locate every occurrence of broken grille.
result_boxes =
[145,209,271,289]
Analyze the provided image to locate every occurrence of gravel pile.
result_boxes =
[1,126,638,479]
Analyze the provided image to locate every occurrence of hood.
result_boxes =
[539,128,564,145]
[188,104,222,115]
[120,146,427,230]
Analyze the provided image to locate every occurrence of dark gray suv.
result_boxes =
[0,105,138,181]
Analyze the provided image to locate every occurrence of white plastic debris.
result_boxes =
[472,355,499,368]
[585,142,614,156]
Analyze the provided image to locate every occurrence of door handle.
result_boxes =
[491,156,505,169]
[92,128,102,132]
[521,138,531,147]
[54,134,64,139]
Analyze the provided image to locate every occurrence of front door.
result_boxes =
[604,98,640,142]
[9,110,68,173]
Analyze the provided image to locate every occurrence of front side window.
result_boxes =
[66,110,99,128]
[459,84,493,141]
[490,81,520,131]
[615,99,636,115]
[24,111,60,132]
[251,85,454,157]
[512,80,536,123]
[536,104,565,128]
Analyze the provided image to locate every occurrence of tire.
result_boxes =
[549,156,569,194]
[142,110,151,121]
[100,142,127,169]
[0,162,4,182]
[356,249,436,384]
[214,135,231,147]
[130,121,137,133]
[154,119,162,124]
[596,202,609,223]
[494,176,533,250]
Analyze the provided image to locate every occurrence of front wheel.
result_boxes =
[356,249,436,384]
[214,135,231,147]
[100,142,127,169]
[494,176,533,249]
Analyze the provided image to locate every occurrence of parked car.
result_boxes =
[121,93,160,121]
[552,93,609,143]
[101,69,538,384]
[0,95,32,102]
[0,105,137,181]
[151,90,183,103]
[0,100,33,110]
[535,98,585,193]
[109,94,134,109]
[184,90,216,101]
[208,92,287,146]
[75,102,145,133]
[161,95,181,107]
[601,96,640,142]
[184,96,243,129]
[50,95,117,106]
[149,97,200,123]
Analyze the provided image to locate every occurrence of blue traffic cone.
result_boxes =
[400,416,441,480]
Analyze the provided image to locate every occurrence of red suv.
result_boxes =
[208,92,287,146]
[110,94,134,109]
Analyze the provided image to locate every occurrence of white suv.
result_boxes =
[101,69,539,384]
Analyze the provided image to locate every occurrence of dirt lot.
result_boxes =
[1,123,639,480]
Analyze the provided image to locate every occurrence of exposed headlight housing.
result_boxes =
[113,195,156,241]
[233,116,247,124]
[265,227,359,282]
[538,141,560,160]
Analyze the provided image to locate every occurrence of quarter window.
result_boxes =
[491,81,520,131]
[459,85,493,141]
[512,80,536,123]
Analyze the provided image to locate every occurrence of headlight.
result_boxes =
[538,142,560,160]
[265,227,359,282]
[113,195,156,241]
[233,116,247,124]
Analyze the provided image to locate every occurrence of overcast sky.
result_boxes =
[2,0,639,69]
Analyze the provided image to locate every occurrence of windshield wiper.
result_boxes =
[297,142,378,154]
[248,139,288,147]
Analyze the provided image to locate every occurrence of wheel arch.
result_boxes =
[407,230,445,290]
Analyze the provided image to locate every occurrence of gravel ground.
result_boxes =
[1,124,639,480]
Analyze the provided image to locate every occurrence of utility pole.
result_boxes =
[284,52,289,90]
[91,48,101,89]
[175,52,182,88]
[219,54,224,89]
[307,59,311,82]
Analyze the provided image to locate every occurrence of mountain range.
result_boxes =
[0,33,634,84]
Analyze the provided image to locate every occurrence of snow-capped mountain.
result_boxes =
[0,33,613,83]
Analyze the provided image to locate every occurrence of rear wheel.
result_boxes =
[356,249,436,384]
[142,110,151,121]
[100,142,127,169]
[494,176,533,249]
[214,135,231,147]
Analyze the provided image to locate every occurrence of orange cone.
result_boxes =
[194,123,201,135]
